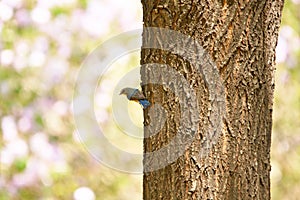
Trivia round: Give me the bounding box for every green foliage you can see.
[12,158,27,172]
[0,0,142,199]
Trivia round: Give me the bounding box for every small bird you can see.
[119,87,150,109]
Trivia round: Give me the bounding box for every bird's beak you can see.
[119,91,123,95]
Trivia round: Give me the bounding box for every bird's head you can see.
[119,88,126,95]
[119,87,134,95]
[119,87,137,100]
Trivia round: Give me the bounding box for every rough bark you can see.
[141,0,284,200]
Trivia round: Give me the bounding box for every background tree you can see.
[141,1,284,199]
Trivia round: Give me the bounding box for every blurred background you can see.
[0,0,299,199]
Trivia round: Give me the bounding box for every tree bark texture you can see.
[141,1,284,200]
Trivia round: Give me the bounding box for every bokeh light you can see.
[0,0,142,199]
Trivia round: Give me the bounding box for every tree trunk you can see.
[141,1,284,200]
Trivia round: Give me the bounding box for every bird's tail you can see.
[138,99,150,109]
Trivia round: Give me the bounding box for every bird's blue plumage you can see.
[138,99,150,109]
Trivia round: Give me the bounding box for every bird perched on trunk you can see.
[119,87,150,109]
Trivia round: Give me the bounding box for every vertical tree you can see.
[141,1,284,199]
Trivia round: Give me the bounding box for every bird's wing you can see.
[129,89,146,100]
[139,99,150,108]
